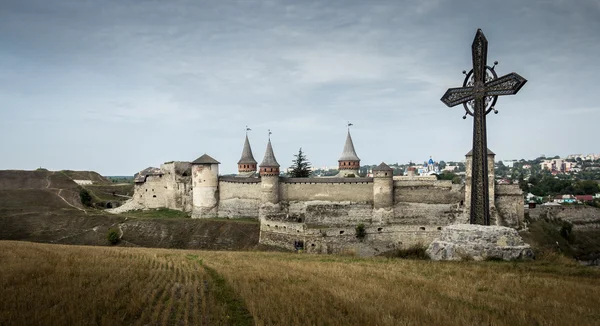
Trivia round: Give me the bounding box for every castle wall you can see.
[495,184,524,228]
[274,178,374,226]
[280,178,372,202]
[134,175,168,209]
[393,179,463,204]
[259,221,442,256]
[160,162,192,212]
[392,179,465,225]
[217,178,261,218]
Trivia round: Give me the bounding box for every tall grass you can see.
[1,241,599,325]
[0,241,248,325]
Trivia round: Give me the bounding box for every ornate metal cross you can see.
[441,29,527,225]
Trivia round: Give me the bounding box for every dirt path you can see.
[44,172,54,189]
[56,189,87,215]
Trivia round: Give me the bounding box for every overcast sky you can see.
[1,0,598,175]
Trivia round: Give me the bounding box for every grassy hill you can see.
[1,241,599,325]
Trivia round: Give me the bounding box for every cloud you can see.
[0,0,599,175]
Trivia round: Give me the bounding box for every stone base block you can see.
[426,224,534,261]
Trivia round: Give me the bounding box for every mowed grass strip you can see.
[0,241,251,326]
[2,241,600,326]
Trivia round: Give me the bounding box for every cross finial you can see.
[245,125,251,135]
[268,129,272,140]
[347,121,353,131]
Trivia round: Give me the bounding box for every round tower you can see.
[259,139,280,204]
[237,134,257,174]
[338,130,360,177]
[373,162,394,209]
[191,154,220,218]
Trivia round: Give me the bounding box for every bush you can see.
[79,189,93,207]
[560,221,574,242]
[107,229,120,245]
[388,243,429,260]
[355,224,366,240]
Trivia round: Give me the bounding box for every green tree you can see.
[438,160,447,170]
[79,188,93,207]
[288,147,312,178]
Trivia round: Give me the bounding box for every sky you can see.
[1,0,599,175]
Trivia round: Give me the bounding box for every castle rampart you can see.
[126,133,524,255]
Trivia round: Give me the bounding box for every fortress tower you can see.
[338,131,360,177]
[372,162,394,209]
[191,154,220,218]
[237,134,257,175]
[259,139,280,204]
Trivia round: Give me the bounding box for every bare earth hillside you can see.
[0,170,259,250]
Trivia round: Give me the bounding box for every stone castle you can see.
[126,131,524,255]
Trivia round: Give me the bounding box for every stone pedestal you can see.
[426,224,533,261]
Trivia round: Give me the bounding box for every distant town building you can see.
[566,153,600,161]
[418,156,440,175]
[502,160,517,168]
[540,159,575,173]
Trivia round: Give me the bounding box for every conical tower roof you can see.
[259,140,280,167]
[192,154,220,164]
[373,162,393,171]
[338,131,360,161]
[237,134,257,164]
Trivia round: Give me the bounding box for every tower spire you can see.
[259,135,280,176]
[237,128,257,174]
[338,129,360,176]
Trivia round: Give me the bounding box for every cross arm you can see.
[440,86,475,107]
[485,72,527,96]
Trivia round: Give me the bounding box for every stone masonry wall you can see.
[134,175,171,209]
[495,184,524,228]
[161,162,192,212]
[275,179,374,226]
[393,179,463,204]
[218,179,261,218]
[260,222,442,256]
[281,180,373,203]
[392,179,466,225]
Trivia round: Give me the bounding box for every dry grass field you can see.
[1,241,600,326]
